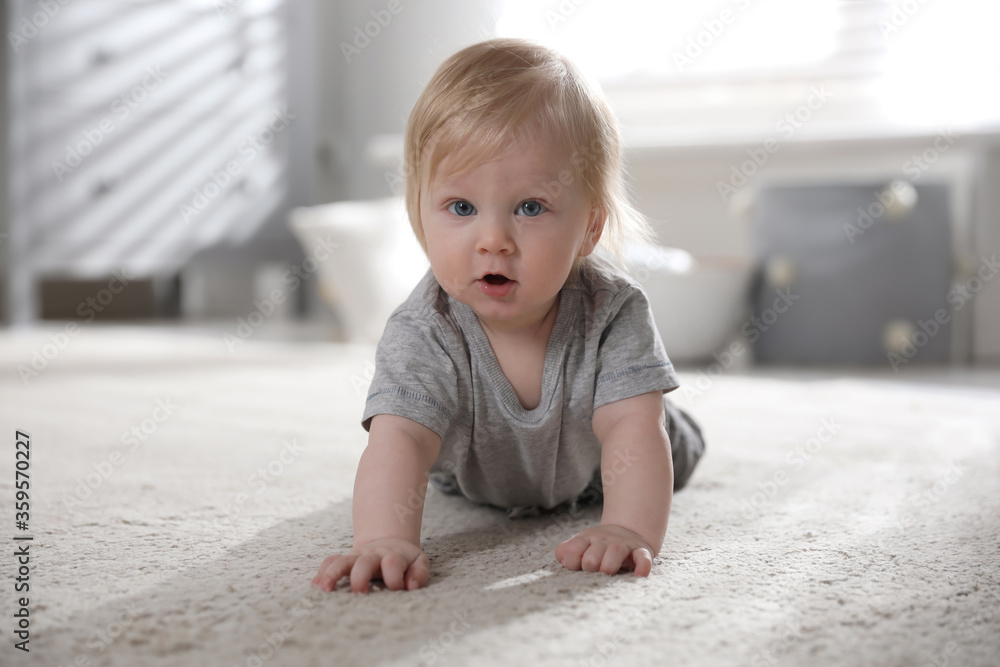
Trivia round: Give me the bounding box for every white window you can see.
[495,0,1000,139]
[11,0,291,277]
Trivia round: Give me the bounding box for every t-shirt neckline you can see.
[449,289,579,422]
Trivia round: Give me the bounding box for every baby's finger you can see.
[599,542,631,575]
[311,557,331,587]
[405,552,430,591]
[350,552,383,594]
[313,554,354,591]
[630,547,653,578]
[556,536,590,571]
[312,554,339,586]
[580,542,607,573]
[380,552,408,591]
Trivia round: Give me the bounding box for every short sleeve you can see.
[361,310,460,438]
[593,285,680,409]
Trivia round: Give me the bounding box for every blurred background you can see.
[2,0,998,368]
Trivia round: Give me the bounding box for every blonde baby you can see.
[313,38,705,593]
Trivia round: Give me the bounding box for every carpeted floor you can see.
[1,324,998,666]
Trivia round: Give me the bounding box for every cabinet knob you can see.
[91,47,115,66]
[93,177,117,198]
[879,180,918,220]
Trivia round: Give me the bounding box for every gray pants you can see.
[432,397,707,519]
[572,396,706,510]
[664,397,706,492]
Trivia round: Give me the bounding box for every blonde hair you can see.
[403,38,653,270]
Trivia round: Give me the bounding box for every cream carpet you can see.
[1,324,998,666]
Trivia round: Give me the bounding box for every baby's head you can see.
[404,38,651,276]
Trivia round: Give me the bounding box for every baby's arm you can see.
[312,414,441,593]
[556,391,672,577]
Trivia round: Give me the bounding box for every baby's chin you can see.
[473,294,566,334]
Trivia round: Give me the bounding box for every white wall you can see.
[312,0,498,204]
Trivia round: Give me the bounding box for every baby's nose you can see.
[476,214,515,254]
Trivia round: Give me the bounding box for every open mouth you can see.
[477,273,515,297]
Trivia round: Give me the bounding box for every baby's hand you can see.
[555,524,656,577]
[311,537,430,593]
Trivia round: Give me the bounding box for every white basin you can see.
[625,244,755,363]
[287,197,428,343]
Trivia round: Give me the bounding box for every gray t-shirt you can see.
[361,256,680,511]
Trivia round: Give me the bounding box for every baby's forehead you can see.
[427,134,576,187]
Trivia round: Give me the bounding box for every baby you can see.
[312,38,705,594]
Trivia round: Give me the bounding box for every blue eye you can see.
[448,201,476,216]
[518,200,545,217]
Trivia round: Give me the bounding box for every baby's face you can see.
[420,133,601,334]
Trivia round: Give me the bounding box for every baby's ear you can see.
[579,203,607,257]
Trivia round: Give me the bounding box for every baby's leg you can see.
[663,396,706,491]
